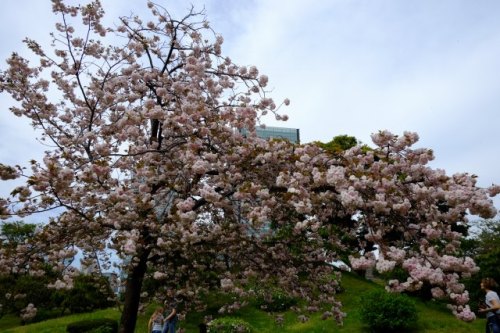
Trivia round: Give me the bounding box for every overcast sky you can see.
[1,0,500,218]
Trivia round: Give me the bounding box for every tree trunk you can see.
[118,249,150,333]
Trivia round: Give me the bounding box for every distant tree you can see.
[0,220,36,245]
[59,275,115,314]
[0,221,52,321]
[315,134,359,154]
[0,221,113,321]
[461,219,500,311]
[471,220,500,280]
[1,1,499,332]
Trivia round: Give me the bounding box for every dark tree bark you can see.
[119,248,150,333]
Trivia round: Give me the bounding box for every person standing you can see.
[162,297,178,333]
[479,277,500,333]
[148,307,164,333]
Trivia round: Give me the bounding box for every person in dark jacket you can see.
[162,297,178,333]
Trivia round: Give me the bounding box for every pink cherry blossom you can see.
[0,1,496,331]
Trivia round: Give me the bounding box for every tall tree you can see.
[1,1,499,332]
[0,1,319,331]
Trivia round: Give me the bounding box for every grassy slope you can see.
[0,273,486,333]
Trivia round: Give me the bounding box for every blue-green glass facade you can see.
[242,126,300,143]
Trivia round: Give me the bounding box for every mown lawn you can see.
[0,273,487,332]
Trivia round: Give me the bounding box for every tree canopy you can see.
[0,220,36,245]
[1,1,499,332]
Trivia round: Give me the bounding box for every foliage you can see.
[0,221,114,322]
[0,277,490,332]
[470,219,500,281]
[0,274,51,318]
[359,289,417,332]
[461,219,500,312]
[31,308,62,323]
[66,318,117,333]
[0,274,491,332]
[207,317,252,333]
[58,275,115,314]
[315,135,358,154]
[0,271,115,322]
[0,0,499,332]
[0,221,36,245]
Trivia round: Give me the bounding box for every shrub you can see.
[207,317,252,333]
[255,288,297,312]
[32,308,61,323]
[62,275,115,314]
[9,275,53,313]
[66,318,118,333]
[359,289,417,332]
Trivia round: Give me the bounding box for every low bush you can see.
[359,289,417,332]
[32,308,62,323]
[66,318,118,333]
[255,288,297,312]
[207,317,252,333]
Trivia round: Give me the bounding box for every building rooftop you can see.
[242,126,300,144]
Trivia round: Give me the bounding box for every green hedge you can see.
[359,289,417,332]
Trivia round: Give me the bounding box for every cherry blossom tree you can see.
[1,1,499,332]
[0,1,332,332]
[310,131,499,321]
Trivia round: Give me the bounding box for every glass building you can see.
[242,126,300,144]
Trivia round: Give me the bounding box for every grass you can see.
[0,308,120,333]
[0,273,487,332]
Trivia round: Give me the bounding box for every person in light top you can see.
[479,278,500,333]
[148,307,164,333]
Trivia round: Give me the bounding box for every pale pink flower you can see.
[20,303,37,321]
[375,259,396,273]
[349,256,375,271]
[123,239,136,255]
[220,278,234,290]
